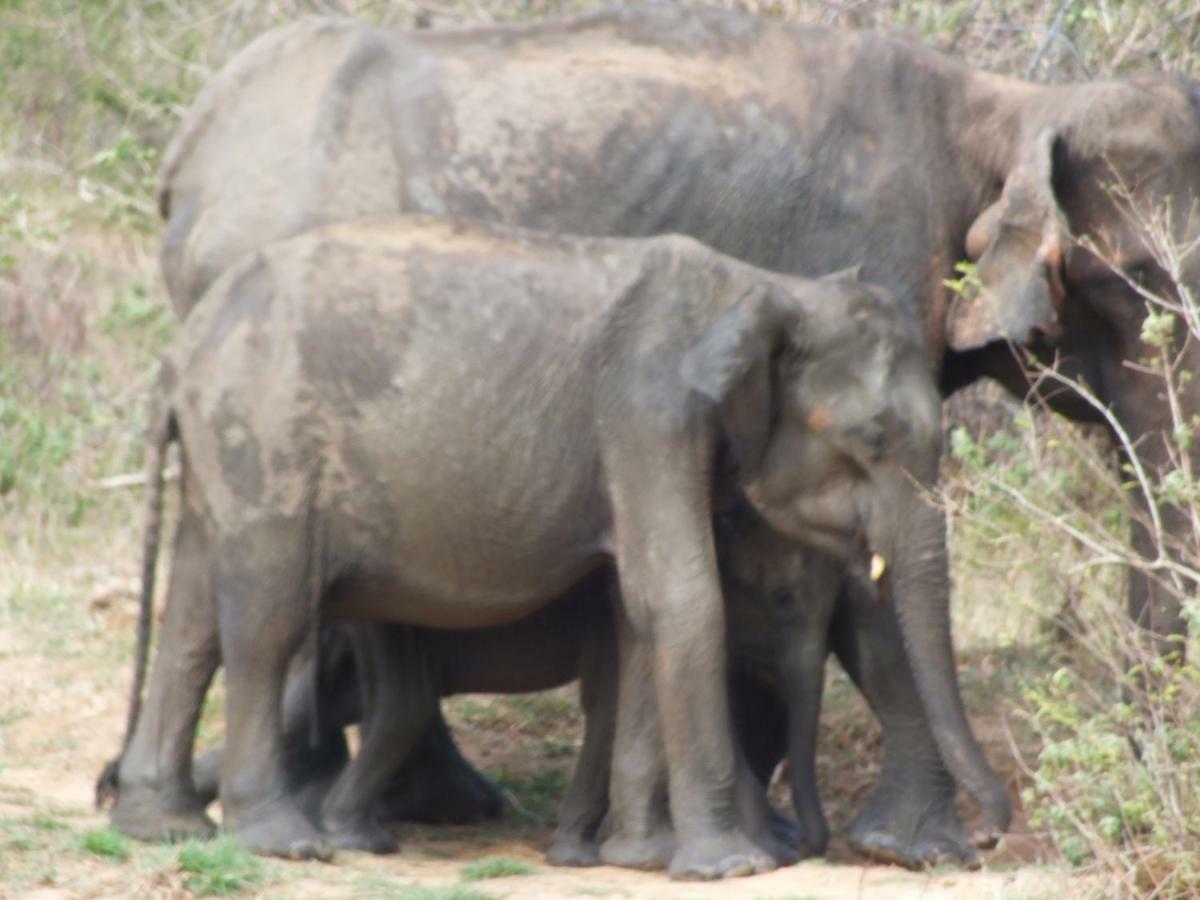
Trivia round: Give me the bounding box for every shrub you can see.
[944,188,1200,897]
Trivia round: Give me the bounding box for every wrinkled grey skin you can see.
[104,217,979,878]
[188,522,840,864]
[155,5,1200,864]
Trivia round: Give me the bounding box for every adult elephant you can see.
[109,218,974,876]
[154,5,1200,865]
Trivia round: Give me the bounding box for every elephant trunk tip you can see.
[977,777,1013,840]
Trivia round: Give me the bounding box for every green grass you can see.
[459,855,539,882]
[177,836,269,896]
[450,690,583,736]
[487,768,567,824]
[0,818,42,853]
[79,826,130,861]
[28,814,68,832]
[357,879,495,900]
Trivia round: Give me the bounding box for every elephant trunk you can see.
[870,470,1012,846]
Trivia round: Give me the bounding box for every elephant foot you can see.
[766,805,803,848]
[668,831,779,881]
[736,769,803,864]
[191,748,221,806]
[779,801,829,858]
[545,833,602,867]
[110,782,217,844]
[194,733,351,820]
[846,781,979,870]
[231,800,332,861]
[323,817,399,855]
[753,808,802,865]
[739,816,796,873]
[599,828,674,870]
[375,759,503,825]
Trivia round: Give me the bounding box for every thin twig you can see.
[1027,0,1076,80]
[947,0,985,53]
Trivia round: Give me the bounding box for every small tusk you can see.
[870,553,887,582]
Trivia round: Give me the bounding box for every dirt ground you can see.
[0,555,1083,900]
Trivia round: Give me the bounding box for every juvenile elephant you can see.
[104,217,994,878]
[155,6,1200,863]
[187,513,843,864]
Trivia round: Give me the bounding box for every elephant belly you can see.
[430,579,609,693]
[326,555,602,631]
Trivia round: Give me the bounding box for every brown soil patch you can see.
[0,584,1079,899]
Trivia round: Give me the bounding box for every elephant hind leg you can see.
[215,521,329,861]
[191,624,356,817]
[110,501,220,844]
[320,622,437,854]
[373,711,504,826]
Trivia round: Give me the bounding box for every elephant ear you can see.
[681,287,792,473]
[946,129,1069,351]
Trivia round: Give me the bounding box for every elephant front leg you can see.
[110,504,220,843]
[607,481,780,881]
[830,582,980,869]
[215,527,329,861]
[597,608,673,871]
[548,601,619,867]
[779,632,831,857]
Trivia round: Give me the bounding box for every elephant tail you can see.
[96,381,176,809]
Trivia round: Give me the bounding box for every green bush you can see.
[1020,661,1200,895]
[945,308,1200,896]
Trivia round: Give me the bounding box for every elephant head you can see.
[947,75,1200,377]
[684,275,1012,840]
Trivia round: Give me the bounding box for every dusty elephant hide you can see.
[105,217,980,879]
[159,6,1200,660]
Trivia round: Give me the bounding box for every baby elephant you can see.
[189,523,842,863]
[104,216,1003,878]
